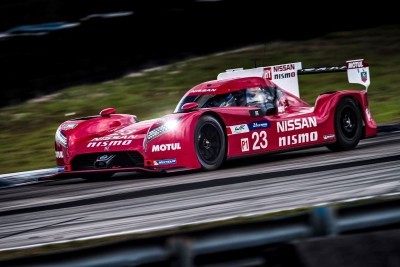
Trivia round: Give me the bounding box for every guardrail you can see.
[2,196,400,267]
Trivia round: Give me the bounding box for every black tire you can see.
[327,97,362,151]
[195,115,226,170]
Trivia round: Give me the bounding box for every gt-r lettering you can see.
[55,151,63,158]
[87,140,132,148]
[91,135,138,141]
[274,72,296,79]
[152,143,181,152]
[273,64,295,72]
[279,131,318,147]
[277,117,317,133]
[241,138,249,152]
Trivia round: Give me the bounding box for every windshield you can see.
[174,90,246,113]
[174,86,278,113]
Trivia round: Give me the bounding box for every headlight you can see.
[146,119,179,142]
[61,123,77,131]
[55,127,68,148]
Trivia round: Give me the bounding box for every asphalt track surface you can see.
[0,131,400,251]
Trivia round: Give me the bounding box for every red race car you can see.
[53,59,376,179]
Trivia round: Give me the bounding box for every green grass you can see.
[1,24,399,174]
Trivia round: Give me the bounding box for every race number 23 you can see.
[252,131,268,150]
[241,131,268,152]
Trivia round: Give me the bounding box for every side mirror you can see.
[181,102,199,112]
[100,107,116,117]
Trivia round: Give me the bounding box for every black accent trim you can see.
[71,151,144,171]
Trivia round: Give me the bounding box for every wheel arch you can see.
[337,94,366,140]
[199,111,228,159]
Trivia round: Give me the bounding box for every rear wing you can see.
[217,59,370,97]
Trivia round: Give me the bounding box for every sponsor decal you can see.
[191,88,217,93]
[273,64,296,72]
[277,117,317,133]
[241,138,249,152]
[274,72,296,79]
[361,71,368,82]
[248,120,271,130]
[61,123,78,131]
[87,140,132,148]
[91,135,138,141]
[279,131,318,147]
[91,129,138,141]
[152,143,181,152]
[91,129,138,142]
[269,64,296,80]
[323,134,335,140]
[55,151,63,158]
[263,67,272,80]
[154,158,177,165]
[347,60,367,69]
[229,124,250,134]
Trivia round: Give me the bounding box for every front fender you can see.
[144,112,204,170]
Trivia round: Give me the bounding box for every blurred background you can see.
[0,0,397,106]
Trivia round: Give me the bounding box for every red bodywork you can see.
[53,76,377,178]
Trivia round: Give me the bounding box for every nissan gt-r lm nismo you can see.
[53,59,377,179]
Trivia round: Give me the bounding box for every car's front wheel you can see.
[195,115,226,170]
[327,97,362,151]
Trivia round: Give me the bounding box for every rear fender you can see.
[314,90,377,138]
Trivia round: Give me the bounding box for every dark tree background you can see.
[0,0,396,106]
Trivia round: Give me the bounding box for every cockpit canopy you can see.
[174,86,277,113]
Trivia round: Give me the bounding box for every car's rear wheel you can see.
[195,115,226,170]
[327,97,362,151]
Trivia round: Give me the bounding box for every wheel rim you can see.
[340,107,357,138]
[197,123,221,164]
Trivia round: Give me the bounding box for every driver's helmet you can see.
[246,86,265,105]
